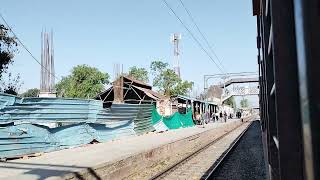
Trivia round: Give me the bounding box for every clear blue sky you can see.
[1,0,257,93]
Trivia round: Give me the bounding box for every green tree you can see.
[223,96,236,109]
[150,60,193,96]
[55,64,109,98]
[0,24,18,79]
[150,61,168,73]
[21,88,40,97]
[128,66,148,82]
[171,79,194,96]
[240,98,250,108]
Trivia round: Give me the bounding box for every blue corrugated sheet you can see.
[0,93,22,110]
[0,93,154,158]
[0,95,102,123]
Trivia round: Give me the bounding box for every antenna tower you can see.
[171,33,181,78]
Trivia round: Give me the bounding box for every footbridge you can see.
[219,77,259,88]
[220,77,259,102]
[221,86,259,102]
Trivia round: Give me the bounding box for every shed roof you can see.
[95,75,164,103]
[123,76,151,89]
[132,85,165,100]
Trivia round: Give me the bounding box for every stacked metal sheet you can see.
[0,93,154,158]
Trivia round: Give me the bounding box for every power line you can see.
[161,0,225,73]
[178,0,227,72]
[0,13,60,81]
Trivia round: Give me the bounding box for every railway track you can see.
[150,120,253,180]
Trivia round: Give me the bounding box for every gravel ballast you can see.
[210,120,267,180]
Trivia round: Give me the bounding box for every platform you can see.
[0,119,243,180]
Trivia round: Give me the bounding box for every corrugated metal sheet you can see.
[0,93,154,158]
[0,121,137,158]
[0,97,154,124]
[0,123,58,158]
[133,104,155,135]
[0,96,102,123]
[153,119,169,132]
[0,93,21,110]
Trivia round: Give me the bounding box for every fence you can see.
[0,93,154,158]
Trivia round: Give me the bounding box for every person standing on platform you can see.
[212,113,216,122]
[201,113,205,128]
[224,111,227,122]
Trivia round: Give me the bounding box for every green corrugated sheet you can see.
[151,106,195,129]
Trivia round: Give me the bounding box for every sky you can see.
[0,0,258,94]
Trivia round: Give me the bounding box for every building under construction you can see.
[39,30,56,97]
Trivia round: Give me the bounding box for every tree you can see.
[128,66,148,82]
[171,79,194,96]
[21,88,40,97]
[150,61,168,73]
[55,64,109,98]
[150,60,193,96]
[0,24,18,79]
[223,96,236,109]
[240,98,250,108]
[0,73,22,95]
[205,85,223,99]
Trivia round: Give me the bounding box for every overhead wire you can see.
[161,0,225,74]
[0,12,60,81]
[178,0,227,72]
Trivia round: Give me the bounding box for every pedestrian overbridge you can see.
[221,87,259,102]
[219,77,259,88]
[220,77,259,102]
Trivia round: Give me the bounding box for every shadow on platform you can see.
[0,161,102,180]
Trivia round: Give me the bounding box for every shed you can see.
[96,76,164,108]
[170,95,219,122]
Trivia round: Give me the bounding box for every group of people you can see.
[236,111,242,118]
[209,110,243,123]
[196,110,244,125]
[210,111,228,123]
